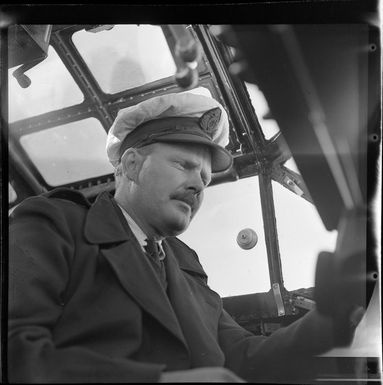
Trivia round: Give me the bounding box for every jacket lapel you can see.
[83,192,187,347]
[163,240,225,366]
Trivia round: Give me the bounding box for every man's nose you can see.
[187,170,205,194]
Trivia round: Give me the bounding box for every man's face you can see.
[129,142,212,238]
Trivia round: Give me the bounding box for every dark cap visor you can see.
[120,117,233,173]
[152,133,233,173]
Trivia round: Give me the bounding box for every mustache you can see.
[171,191,200,211]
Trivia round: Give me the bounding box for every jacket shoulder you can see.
[10,188,91,223]
[44,188,91,207]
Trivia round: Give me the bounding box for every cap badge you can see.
[199,107,221,137]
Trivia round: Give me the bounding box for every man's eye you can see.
[174,161,185,169]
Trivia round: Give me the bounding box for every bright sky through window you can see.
[8,46,83,123]
[72,25,177,94]
[20,118,114,186]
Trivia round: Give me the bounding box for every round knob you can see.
[237,228,258,250]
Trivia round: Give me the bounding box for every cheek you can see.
[140,165,165,191]
[146,167,179,194]
[140,175,172,208]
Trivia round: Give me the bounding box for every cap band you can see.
[119,116,212,159]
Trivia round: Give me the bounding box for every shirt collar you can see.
[117,203,164,253]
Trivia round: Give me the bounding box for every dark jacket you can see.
[8,189,335,383]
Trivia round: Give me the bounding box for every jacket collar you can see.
[84,191,206,277]
[164,237,207,278]
[84,191,132,244]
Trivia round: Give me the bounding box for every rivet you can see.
[370,133,379,142]
[369,44,377,52]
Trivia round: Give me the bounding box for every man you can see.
[8,92,357,383]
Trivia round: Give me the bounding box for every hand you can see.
[159,367,246,382]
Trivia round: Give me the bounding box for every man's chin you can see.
[163,217,190,237]
[168,223,189,237]
[157,206,193,236]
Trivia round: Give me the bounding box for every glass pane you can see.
[8,47,84,123]
[179,177,270,297]
[183,86,212,98]
[272,181,338,291]
[72,25,177,94]
[20,118,114,186]
[245,82,280,140]
[9,183,17,203]
[284,156,301,174]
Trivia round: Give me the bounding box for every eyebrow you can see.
[172,156,203,170]
[171,155,211,183]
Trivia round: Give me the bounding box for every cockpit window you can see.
[8,46,84,123]
[19,118,114,186]
[72,25,177,94]
[283,157,300,174]
[272,180,338,290]
[180,173,338,296]
[245,82,280,140]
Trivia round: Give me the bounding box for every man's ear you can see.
[120,148,145,182]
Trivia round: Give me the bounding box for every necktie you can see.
[144,238,167,290]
